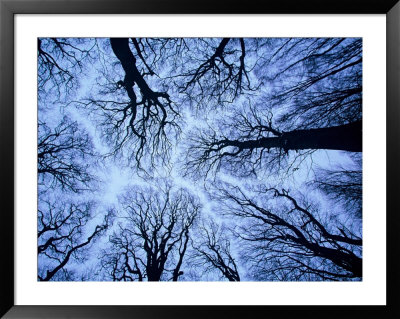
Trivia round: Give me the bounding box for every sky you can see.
[37,37,363,282]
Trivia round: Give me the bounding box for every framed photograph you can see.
[1,0,399,318]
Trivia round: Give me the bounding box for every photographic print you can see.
[37,37,362,282]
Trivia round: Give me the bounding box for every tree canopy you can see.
[38,37,362,281]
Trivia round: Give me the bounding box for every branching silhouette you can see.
[101,186,200,281]
[79,38,182,167]
[38,200,110,281]
[38,116,96,193]
[190,219,240,281]
[311,154,362,218]
[37,37,363,282]
[176,38,256,104]
[185,38,362,178]
[38,38,96,101]
[186,108,361,178]
[215,183,362,280]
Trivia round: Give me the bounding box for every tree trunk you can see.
[232,120,362,153]
[147,270,162,281]
[110,38,155,98]
[313,244,362,278]
[281,120,362,152]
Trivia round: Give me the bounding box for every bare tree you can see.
[214,182,362,281]
[74,38,262,168]
[36,37,364,282]
[190,219,240,281]
[185,38,362,177]
[101,185,200,281]
[185,105,361,178]
[312,154,362,218]
[38,200,110,281]
[77,38,184,168]
[38,116,96,193]
[173,38,258,106]
[262,38,362,129]
[38,37,97,101]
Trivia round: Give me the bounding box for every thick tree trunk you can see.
[110,38,158,99]
[146,259,163,281]
[147,269,162,281]
[231,120,362,153]
[312,244,362,278]
[280,120,362,152]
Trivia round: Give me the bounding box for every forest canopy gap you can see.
[37,37,362,282]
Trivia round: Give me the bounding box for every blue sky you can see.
[37,37,363,282]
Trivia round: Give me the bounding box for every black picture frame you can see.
[1,0,399,318]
